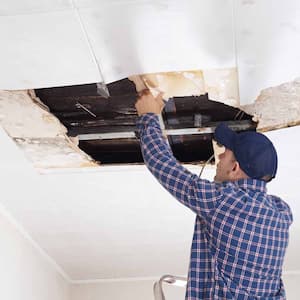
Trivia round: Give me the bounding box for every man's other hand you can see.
[135,90,165,116]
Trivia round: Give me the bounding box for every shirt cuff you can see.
[136,113,161,132]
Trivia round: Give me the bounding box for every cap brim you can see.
[214,123,237,151]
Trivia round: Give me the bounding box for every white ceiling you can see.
[0,0,300,282]
[235,0,300,103]
[1,124,300,281]
[0,0,300,104]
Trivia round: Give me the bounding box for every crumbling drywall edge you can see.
[241,78,300,132]
[0,89,97,170]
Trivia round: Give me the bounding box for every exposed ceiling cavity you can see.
[35,77,255,165]
[1,72,300,170]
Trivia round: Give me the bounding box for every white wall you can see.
[70,274,300,300]
[71,279,186,300]
[0,205,70,300]
[284,273,300,300]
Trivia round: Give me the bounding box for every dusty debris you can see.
[0,90,97,170]
[242,78,300,132]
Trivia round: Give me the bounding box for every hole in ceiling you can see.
[35,79,256,165]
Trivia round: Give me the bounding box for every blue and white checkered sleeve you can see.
[137,113,220,217]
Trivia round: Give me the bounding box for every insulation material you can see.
[0,90,97,170]
[129,68,239,107]
[242,78,300,132]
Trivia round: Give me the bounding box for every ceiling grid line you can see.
[70,0,106,85]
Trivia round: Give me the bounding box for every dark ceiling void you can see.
[35,79,256,165]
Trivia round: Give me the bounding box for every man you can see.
[135,90,293,299]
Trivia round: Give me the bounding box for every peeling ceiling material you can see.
[0,90,97,170]
[129,68,239,107]
[242,78,300,132]
[15,137,96,170]
[131,71,300,133]
[0,90,66,138]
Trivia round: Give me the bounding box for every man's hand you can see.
[135,89,165,116]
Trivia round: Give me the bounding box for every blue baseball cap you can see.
[214,123,278,181]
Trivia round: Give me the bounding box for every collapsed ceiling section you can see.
[35,77,255,165]
[1,70,300,170]
[0,1,299,171]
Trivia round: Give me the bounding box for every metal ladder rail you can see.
[153,275,187,300]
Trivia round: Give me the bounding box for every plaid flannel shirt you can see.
[137,113,293,300]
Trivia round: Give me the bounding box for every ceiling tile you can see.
[236,0,300,104]
[0,11,101,89]
[0,0,72,16]
[77,0,236,83]
[73,0,120,8]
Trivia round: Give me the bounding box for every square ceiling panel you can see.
[0,0,72,15]
[236,0,300,104]
[0,11,101,89]
[77,0,236,83]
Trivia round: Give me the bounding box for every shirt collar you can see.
[218,178,267,193]
[234,178,267,193]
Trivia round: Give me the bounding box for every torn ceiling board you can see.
[0,90,97,169]
[131,71,300,132]
[130,68,239,107]
[242,78,300,132]
[15,137,96,170]
[3,75,299,170]
[0,90,66,138]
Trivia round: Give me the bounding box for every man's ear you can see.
[232,161,239,172]
[233,161,249,180]
[229,161,241,180]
